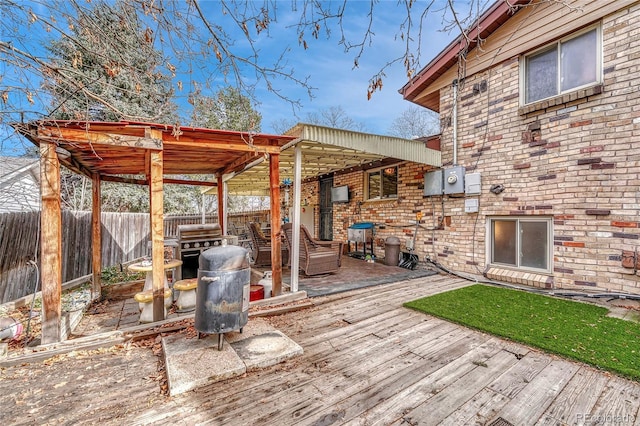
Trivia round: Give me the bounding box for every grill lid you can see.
[199,244,249,271]
[349,222,375,229]
[177,223,222,241]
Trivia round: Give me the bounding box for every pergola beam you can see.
[164,138,280,154]
[100,174,217,187]
[37,127,162,150]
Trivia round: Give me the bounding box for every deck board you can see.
[535,368,609,426]
[403,349,520,425]
[491,359,581,426]
[2,274,640,425]
[589,376,640,426]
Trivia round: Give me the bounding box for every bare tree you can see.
[190,87,262,132]
[304,105,368,132]
[270,118,298,135]
[389,106,440,139]
[1,0,491,150]
[271,105,368,133]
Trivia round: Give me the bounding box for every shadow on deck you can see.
[72,256,437,338]
[283,255,437,297]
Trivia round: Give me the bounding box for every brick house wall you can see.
[430,4,640,293]
[293,3,640,295]
[298,161,436,262]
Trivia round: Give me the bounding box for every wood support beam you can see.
[100,174,217,187]
[165,138,280,154]
[37,128,162,150]
[269,154,282,296]
[148,138,165,322]
[39,142,62,344]
[91,173,102,301]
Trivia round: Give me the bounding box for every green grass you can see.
[404,284,640,381]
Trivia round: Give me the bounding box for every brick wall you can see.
[299,162,436,261]
[286,3,639,294]
[429,4,640,293]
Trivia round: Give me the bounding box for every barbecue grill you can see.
[195,242,250,350]
[175,224,238,280]
[347,222,375,259]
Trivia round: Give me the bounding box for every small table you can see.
[347,239,374,259]
[128,258,183,292]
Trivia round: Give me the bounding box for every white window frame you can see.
[364,164,399,201]
[486,216,553,274]
[520,24,602,106]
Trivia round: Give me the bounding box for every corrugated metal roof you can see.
[298,124,441,165]
[223,123,441,195]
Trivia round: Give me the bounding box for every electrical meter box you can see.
[423,170,443,196]
[443,166,465,195]
[465,173,481,195]
[465,198,479,213]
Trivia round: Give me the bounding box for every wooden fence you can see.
[0,210,270,304]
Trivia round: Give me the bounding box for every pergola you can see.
[16,120,296,344]
[15,120,441,344]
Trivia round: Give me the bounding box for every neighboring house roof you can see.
[0,156,38,178]
[0,156,41,212]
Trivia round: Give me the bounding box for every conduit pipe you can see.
[452,79,459,165]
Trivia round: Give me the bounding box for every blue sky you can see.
[1,1,481,154]
[197,0,465,135]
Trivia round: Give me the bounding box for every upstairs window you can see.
[523,26,601,104]
[366,165,398,200]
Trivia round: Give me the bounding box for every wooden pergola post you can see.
[148,133,165,322]
[39,142,62,344]
[91,173,102,301]
[217,175,224,233]
[269,153,282,296]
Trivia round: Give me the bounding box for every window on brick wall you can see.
[488,217,552,273]
[365,165,398,200]
[522,25,601,105]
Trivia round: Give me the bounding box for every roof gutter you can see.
[399,0,530,102]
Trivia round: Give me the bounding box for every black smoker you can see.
[194,242,251,350]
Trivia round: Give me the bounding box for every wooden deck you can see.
[2,274,640,425]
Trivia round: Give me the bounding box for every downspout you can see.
[452,79,459,165]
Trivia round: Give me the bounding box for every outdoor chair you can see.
[283,223,343,276]
[248,222,288,267]
[230,223,253,257]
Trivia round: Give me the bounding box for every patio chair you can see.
[283,223,343,276]
[248,222,288,267]
[230,223,253,256]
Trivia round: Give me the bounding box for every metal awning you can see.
[220,123,442,195]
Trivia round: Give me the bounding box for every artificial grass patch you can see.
[404,284,640,381]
